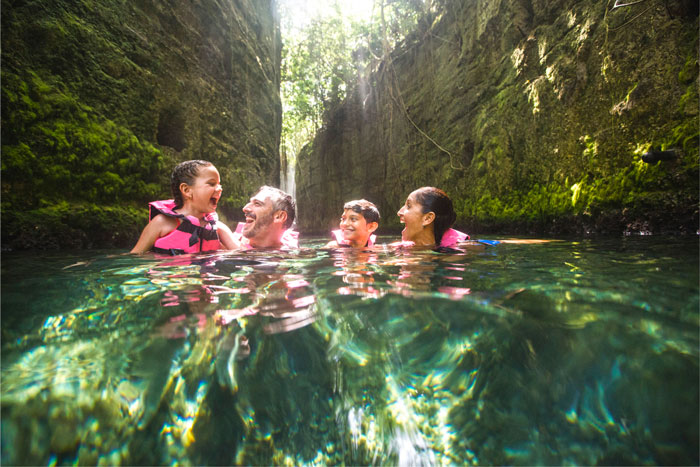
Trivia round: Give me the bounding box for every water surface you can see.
[2,237,698,465]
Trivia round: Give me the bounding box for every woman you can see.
[396,187,469,247]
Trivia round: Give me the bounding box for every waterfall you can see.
[281,153,296,200]
[281,153,297,230]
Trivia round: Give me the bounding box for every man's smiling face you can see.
[242,189,276,240]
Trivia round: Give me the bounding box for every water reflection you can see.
[1,238,698,465]
[332,248,383,299]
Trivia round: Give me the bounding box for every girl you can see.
[131,160,238,254]
[396,187,469,247]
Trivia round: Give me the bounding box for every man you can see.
[235,186,298,248]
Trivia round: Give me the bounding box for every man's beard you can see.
[243,211,273,239]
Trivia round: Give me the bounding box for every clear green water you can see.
[2,237,698,465]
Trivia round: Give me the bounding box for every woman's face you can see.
[397,191,429,241]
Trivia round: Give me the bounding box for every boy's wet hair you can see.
[171,160,213,208]
[344,199,380,224]
[413,187,455,245]
[256,186,296,229]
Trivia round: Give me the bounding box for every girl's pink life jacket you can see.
[149,200,220,255]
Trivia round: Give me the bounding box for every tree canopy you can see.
[278,0,436,163]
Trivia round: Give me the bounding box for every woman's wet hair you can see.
[413,187,456,245]
[171,160,214,208]
[344,199,380,224]
[257,186,296,229]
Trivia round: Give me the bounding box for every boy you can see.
[326,199,380,248]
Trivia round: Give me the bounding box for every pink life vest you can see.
[439,228,470,247]
[390,228,469,248]
[331,229,376,247]
[149,200,220,255]
[233,222,299,248]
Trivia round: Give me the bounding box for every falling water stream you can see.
[281,153,296,202]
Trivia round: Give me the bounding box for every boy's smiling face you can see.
[340,208,377,247]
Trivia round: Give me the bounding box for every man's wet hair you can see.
[343,199,380,224]
[256,186,296,229]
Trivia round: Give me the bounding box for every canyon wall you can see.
[2,0,281,248]
[296,0,698,236]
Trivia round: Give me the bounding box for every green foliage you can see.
[280,0,430,161]
[1,69,165,211]
[281,11,354,159]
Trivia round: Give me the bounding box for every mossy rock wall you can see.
[2,0,281,249]
[296,0,698,235]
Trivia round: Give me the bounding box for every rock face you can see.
[1,0,281,249]
[296,0,699,235]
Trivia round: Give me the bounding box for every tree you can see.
[279,0,429,165]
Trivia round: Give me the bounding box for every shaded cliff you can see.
[296,0,698,236]
[1,0,281,249]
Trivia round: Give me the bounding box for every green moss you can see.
[1,69,167,249]
[678,54,699,85]
[1,202,147,250]
[1,69,166,211]
[297,0,698,235]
